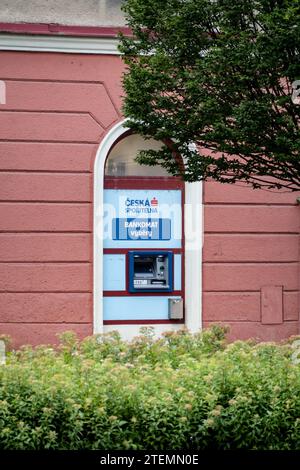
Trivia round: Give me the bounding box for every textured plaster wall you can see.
[0,0,125,26]
[202,182,300,341]
[0,50,124,347]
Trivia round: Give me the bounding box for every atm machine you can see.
[129,252,173,292]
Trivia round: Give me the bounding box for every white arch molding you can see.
[93,120,203,340]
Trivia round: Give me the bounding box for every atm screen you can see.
[134,260,154,274]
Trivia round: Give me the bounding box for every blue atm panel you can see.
[103,255,126,291]
[103,296,182,321]
[102,187,183,322]
[174,254,182,291]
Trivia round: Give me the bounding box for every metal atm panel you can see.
[129,251,173,293]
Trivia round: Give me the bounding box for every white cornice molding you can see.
[0,33,120,54]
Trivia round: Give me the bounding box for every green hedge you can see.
[0,325,299,450]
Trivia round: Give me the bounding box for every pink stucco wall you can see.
[0,50,299,346]
[0,51,123,346]
[203,182,300,341]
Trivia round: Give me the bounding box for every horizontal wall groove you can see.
[0,201,91,205]
[0,109,93,116]
[204,233,299,237]
[0,231,91,234]
[203,289,299,293]
[0,109,107,129]
[0,321,91,325]
[204,231,300,235]
[0,233,91,237]
[204,319,299,323]
[0,200,91,203]
[0,262,91,266]
[0,140,95,145]
[204,262,299,266]
[0,231,92,234]
[204,202,297,207]
[2,78,106,85]
[0,170,92,174]
[0,261,91,264]
[0,139,100,144]
[0,290,92,294]
[203,261,299,265]
[275,319,298,323]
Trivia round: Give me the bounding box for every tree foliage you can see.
[120,0,300,190]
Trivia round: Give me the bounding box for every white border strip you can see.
[184,182,203,333]
[0,33,120,54]
[93,122,130,334]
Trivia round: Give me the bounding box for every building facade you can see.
[0,1,299,346]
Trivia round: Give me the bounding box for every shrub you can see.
[0,325,299,450]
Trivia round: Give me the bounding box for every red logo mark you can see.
[151,197,158,206]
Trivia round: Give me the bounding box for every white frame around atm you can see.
[94,120,203,340]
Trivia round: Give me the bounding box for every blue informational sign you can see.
[112,218,171,240]
[103,189,182,249]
